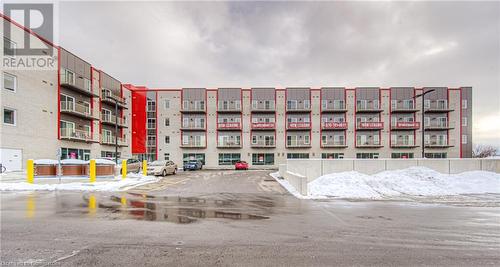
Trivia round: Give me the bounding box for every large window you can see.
[322,153,344,159]
[164,117,170,126]
[165,136,170,144]
[252,153,274,165]
[287,153,309,159]
[3,108,16,125]
[356,153,379,159]
[101,151,120,159]
[218,153,241,165]
[62,148,91,160]
[3,37,16,56]
[3,72,16,92]
[425,153,447,159]
[391,153,414,159]
[183,153,205,165]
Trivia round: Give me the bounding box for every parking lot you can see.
[1,170,500,266]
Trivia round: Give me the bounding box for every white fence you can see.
[278,159,500,195]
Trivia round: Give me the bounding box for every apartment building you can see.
[125,86,472,169]
[1,15,132,170]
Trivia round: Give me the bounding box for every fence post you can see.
[26,159,34,184]
[89,159,96,183]
[121,159,127,180]
[142,160,147,176]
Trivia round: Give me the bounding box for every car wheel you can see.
[162,170,167,177]
[173,169,177,175]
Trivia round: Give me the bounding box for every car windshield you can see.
[188,160,198,164]
[150,161,166,166]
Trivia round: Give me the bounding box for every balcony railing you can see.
[60,71,95,96]
[101,134,127,146]
[251,101,275,112]
[391,139,416,147]
[321,100,346,112]
[181,122,205,130]
[101,113,127,126]
[391,121,420,129]
[60,128,92,142]
[425,100,453,112]
[286,100,311,112]
[356,101,381,112]
[322,140,346,147]
[251,122,275,130]
[287,122,311,130]
[424,121,454,129]
[217,141,241,148]
[391,100,417,112]
[321,122,347,130]
[182,101,205,112]
[251,139,275,147]
[218,101,241,112]
[217,122,241,130]
[180,142,206,148]
[356,139,382,147]
[287,140,311,148]
[356,121,384,129]
[60,101,93,118]
[102,89,126,104]
[425,140,454,147]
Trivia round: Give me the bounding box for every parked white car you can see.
[147,160,177,176]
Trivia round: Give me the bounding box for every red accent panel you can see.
[131,90,147,154]
[57,47,61,139]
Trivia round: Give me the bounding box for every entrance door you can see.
[0,148,22,171]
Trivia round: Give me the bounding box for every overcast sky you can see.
[57,1,500,146]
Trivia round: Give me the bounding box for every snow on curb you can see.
[272,167,500,200]
[0,174,159,192]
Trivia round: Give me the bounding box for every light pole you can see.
[114,97,119,164]
[414,89,435,158]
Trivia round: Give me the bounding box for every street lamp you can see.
[114,97,119,164]
[414,89,435,158]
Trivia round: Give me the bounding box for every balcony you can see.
[286,101,311,113]
[321,122,347,130]
[181,122,206,131]
[424,101,454,113]
[286,141,311,148]
[391,101,418,113]
[322,140,347,148]
[321,100,347,113]
[391,140,417,148]
[101,114,127,128]
[60,101,94,120]
[356,139,383,148]
[217,141,242,148]
[425,140,454,148]
[391,121,420,130]
[287,122,311,130]
[60,128,93,142]
[251,122,276,130]
[181,101,206,113]
[60,72,97,97]
[424,121,455,130]
[251,101,275,113]
[217,122,241,130]
[356,101,383,113]
[218,101,241,113]
[101,89,127,107]
[356,121,384,130]
[101,134,127,146]
[250,139,276,148]
[180,142,206,148]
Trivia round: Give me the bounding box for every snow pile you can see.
[34,159,58,165]
[61,159,86,165]
[0,175,159,192]
[307,167,500,199]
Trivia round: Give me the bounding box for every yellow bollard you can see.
[88,194,96,217]
[26,193,35,218]
[26,159,34,184]
[142,160,147,176]
[89,159,96,183]
[121,159,127,180]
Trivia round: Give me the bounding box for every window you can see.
[391,153,414,159]
[462,117,467,127]
[183,153,205,164]
[164,153,170,160]
[3,72,16,92]
[287,153,309,159]
[147,135,156,146]
[60,94,75,111]
[218,153,241,165]
[425,153,447,159]
[83,78,91,91]
[356,153,379,159]
[462,135,468,144]
[252,153,274,165]
[101,151,120,159]
[164,99,170,109]
[322,153,344,159]
[62,148,91,160]
[4,37,16,56]
[462,100,467,109]
[424,100,430,109]
[147,100,156,112]
[147,118,156,129]
[165,118,170,126]
[61,68,75,85]
[3,108,16,125]
[165,136,170,144]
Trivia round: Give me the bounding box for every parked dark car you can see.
[183,160,203,171]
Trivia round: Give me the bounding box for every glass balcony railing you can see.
[321,100,346,111]
[356,100,381,112]
[424,121,454,129]
[322,139,346,147]
[251,101,275,112]
[101,113,126,126]
[182,101,205,112]
[287,100,311,111]
[101,89,126,104]
[217,140,242,148]
[250,139,275,147]
[182,122,205,130]
[60,101,92,118]
[356,138,382,147]
[286,140,311,147]
[218,101,241,112]
[60,128,92,141]
[101,134,127,146]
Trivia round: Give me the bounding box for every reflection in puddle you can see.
[80,193,276,224]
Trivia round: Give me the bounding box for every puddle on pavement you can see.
[78,192,276,224]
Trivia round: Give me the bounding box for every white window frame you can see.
[164,99,170,109]
[304,135,310,145]
[3,72,17,92]
[165,117,170,126]
[462,99,467,109]
[3,107,17,126]
[4,37,16,56]
[462,117,467,127]
[165,136,170,144]
[462,135,467,144]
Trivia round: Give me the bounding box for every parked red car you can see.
[235,161,249,170]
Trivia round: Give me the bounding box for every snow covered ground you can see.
[0,173,160,192]
[272,167,500,200]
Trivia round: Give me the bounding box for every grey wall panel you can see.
[251,88,275,100]
[356,87,380,100]
[218,88,241,100]
[183,88,205,100]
